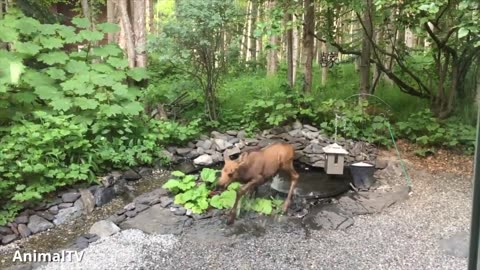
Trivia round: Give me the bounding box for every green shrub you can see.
[0,10,202,225]
[397,109,475,153]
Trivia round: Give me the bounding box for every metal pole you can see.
[468,64,480,270]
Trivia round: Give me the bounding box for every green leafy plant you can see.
[209,182,241,209]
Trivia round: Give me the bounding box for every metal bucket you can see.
[349,162,375,190]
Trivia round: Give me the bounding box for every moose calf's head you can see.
[218,152,242,187]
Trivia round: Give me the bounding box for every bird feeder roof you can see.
[323,143,349,155]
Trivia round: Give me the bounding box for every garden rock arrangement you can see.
[0,168,148,247]
[167,121,379,169]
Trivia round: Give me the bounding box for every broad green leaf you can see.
[50,96,73,111]
[0,25,18,42]
[38,51,69,65]
[200,168,218,183]
[171,171,186,177]
[97,22,120,33]
[72,17,90,29]
[14,42,41,56]
[95,92,108,101]
[65,60,89,74]
[107,57,129,69]
[15,184,26,191]
[79,30,104,42]
[101,104,123,117]
[45,67,66,80]
[34,85,61,100]
[9,62,24,84]
[15,92,36,103]
[458,27,469,39]
[16,17,41,34]
[112,83,129,97]
[39,36,64,49]
[127,67,149,81]
[74,97,99,110]
[123,102,144,116]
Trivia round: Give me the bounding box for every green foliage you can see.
[0,10,200,225]
[396,109,475,152]
[209,182,241,209]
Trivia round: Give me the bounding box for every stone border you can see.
[0,121,383,247]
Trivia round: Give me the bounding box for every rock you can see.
[375,159,388,169]
[8,223,19,235]
[33,202,48,211]
[351,142,366,156]
[135,204,149,214]
[58,203,73,209]
[211,131,228,140]
[117,208,127,215]
[124,203,136,211]
[79,189,95,214]
[89,220,120,238]
[36,211,54,221]
[134,188,168,205]
[27,215,54,234]
[123,169,142,181]
[160,196,173,208]
[192,212,213,220]
[2,234,18,245]
[0,226,13,235]
[196,147,205,155]
[17,224,31,238]
[101,175,115,188]
[288,129,303,138]
[94,187,116,207]
[88,185,100,195]
[14,215,29,224]
[186,149,201,159]
[308,155,325,163]
[213,139,233,151]
[303,124,318,132]
[188,142,195,148]
[226,130,238,136]
[224,146,241,157]
[160,150,176,163]
[228,137,240,144]
[292,120,303,130]
[53,205,83,225]
[312,161,325,168]
[244,138,259,146]
[61,192,81,203]
[258,139,282,148]
[172,159,197,174]
[237,130,247,139]
[113,178,128,195]
[440,231,469,258]
[184,218,194,227]
[120,205,188,235]
[176,148,193,156]
[195,140,205,148]
[125,210,137,218]
[211,152,223,163]
[304,207,353,230]
[74,199,84,211]
[172,207,187,216]
[108,214,126,224]
[202,140,213,150]
[304,131,320,140]
[194,154,213,166]
[49,206,59,215]
[139,167,153,176]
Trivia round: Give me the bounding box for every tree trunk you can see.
[302,0,315,92]
[359,0,373,100]
[133,0,147,67]
[118,0,136,68]
[292,12,300,85]
[107,0,116,43]
[80,0,91,25]
[242,1,250,62]
[285,8,293,87]
[146,0,154,33]
[321,41,328,87]
[249,0,258,63]
[266,0,278,76]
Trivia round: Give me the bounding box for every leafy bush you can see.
[397,109,475,153]
[0,10,201,224]
[162,168,284,215]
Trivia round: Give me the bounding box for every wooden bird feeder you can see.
[323,143,349,175]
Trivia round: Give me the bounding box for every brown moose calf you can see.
[218,143,299,225]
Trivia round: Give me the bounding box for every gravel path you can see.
[35,167,472,270]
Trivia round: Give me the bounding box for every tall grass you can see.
[218,63,431,123]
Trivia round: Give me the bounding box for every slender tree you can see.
[302,0,315,92]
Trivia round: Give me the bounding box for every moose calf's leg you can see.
[283,163,300,213]
[227,176,264,225]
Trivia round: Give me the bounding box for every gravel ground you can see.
[36,167,472,270]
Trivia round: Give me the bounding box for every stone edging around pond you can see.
[0,121,385,248]
[165,120,381,169]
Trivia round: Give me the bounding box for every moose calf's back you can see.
[238,143,295,179]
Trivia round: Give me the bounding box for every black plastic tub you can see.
[349,162,375,190]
